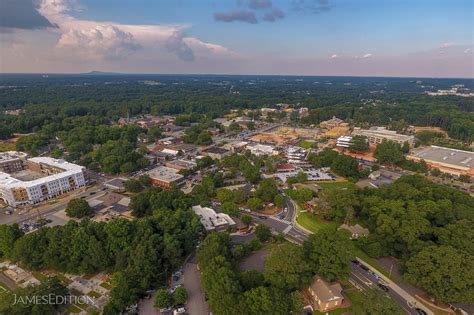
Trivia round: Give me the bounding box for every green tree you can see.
[65,198,93,218]
[241,214,253,226]
[174,287,188,305]
[221,201,239,216]
[349,135,369,153]
[246,197,263,211]
[304,228,354,281]
[243,286,290,315]
[256,179,278,202]
[403,245,474,303]
[239,270,264,291]
[374,141,405,165]
[0,224,23,258]
[264,243,313,291]
[274,194,285,208]
[124,179,143,193]
[255,224,272,242]
[154,289,172,309]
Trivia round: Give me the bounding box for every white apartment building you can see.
[0,156,86,207]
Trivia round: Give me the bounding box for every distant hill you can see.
[83,71,120,76]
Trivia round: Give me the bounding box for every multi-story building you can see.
[352,127,414,146]
[0,155,86,207]
[247,143,279,157]
[147,166,184,188]
[0,151,28,173]
[336,136,353,148]
[320,116,349,130]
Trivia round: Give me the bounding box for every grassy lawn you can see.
[317,182,355,190]
[296,212,338,234]
[67,304,84,313]
[87,291,102,298]
[312,286,366,314]
[100,282,112,290]
[298,140,316,149]
[0,282,13,310]
[32,271,49,284]
[0,142,16,152]
[55,273,73,285]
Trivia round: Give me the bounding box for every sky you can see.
[0,0,473,77]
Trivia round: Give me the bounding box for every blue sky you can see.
[1,0,473,76]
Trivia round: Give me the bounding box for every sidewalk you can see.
[356,258,434,315]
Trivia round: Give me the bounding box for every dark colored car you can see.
[415,308,427,315]
[258,216,267,219]
[377,283,389,292]
[359,264,369,271]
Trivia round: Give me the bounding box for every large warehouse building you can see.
[407,146,474,178]
[0,154,86,207]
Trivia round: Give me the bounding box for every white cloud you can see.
[37,0,235,61]
[464,48,471,54]
[440,42,454,48]
[330,54,339,59]
[362,53,372,59]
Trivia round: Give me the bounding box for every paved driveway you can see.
[183,254,209,315]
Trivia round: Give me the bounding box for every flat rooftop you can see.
[202,147,230,154]
[409,146,474,169]
[147,166,184,182]
[0,151,28,162]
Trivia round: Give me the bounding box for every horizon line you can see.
[0,72,473,80]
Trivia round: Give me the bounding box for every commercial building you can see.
[247,143,278,157]
[336,136,352,148]
[165,159,197,171]
[407,146,474,177]
[352,127,414,146]
[0,151,28,173]
[201,147,231,160]
[147,166,184,188]
[192,205,236,232]
[0,155,86,207]
[320,116,348,130]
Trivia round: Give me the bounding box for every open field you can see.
[317,182,355,190]
[296,212,338,234]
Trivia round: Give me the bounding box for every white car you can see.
[174,307,186,314]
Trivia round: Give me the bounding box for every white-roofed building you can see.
[0,155,86,207]
[336,136,353,148]
[192,205,236,232]
[248,143,278,157]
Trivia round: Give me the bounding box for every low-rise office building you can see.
[407,145,474,177]
[192,205,236,231]
[165,159,197,171]
[201,147,231,160]
[248,143,278,157]
[147,166,184,188]
[0,156,86,207]
[352,127,414,146]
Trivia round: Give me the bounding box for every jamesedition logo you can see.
[13,294,95,305]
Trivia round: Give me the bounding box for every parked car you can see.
[258,215,267,219]
[359,264,369,271]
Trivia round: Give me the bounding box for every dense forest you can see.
[0,208,202,314]
[0,74,472,142]
[316,175,474,304]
